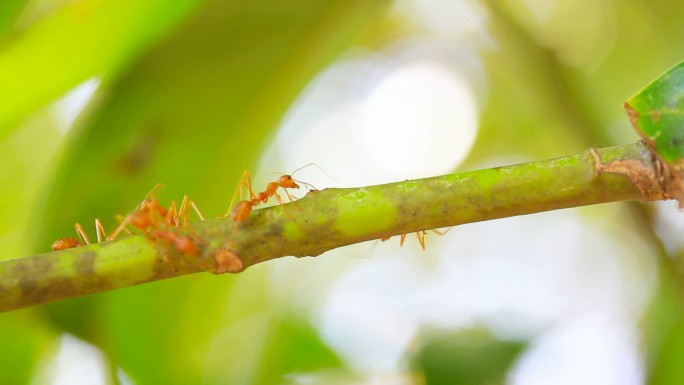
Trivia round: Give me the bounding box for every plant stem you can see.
[0,141,670,312]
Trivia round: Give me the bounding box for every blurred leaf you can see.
[204,312,347,384]
[470,2,595,166]
[257,315,347,384]
[648,321,684,385]
[0,0,26,39]
[32,0,391,383]
[643,265,684,385]
[409,328,526,385]
[0,309,56,384]
[0,111,62,261]
[104,275,227,383]
[472,1,684,167]
[0,0,204,134]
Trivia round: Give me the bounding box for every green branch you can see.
[0,141,672,312]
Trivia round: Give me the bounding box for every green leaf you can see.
[0,0,205,134]
[642,266,684,385]
[203,312,348,384]
[409,328,526,385]
[625,60,684,166]
[0,310,55,385]
[254,315,348,384]
[0,0,26,40]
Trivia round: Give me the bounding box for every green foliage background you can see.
[2,0,684,384]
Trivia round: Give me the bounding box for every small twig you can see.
[0,141,672,312]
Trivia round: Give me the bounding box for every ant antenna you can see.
[138,183,164,208]
[297,180,319,191]
[289,162,338,182]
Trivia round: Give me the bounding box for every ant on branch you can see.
[108,184,204,265]
[109,184,204,241]
[51,184,204,261]
[51,219,108,251]
[224,163,326,236]
[151,230,198,256]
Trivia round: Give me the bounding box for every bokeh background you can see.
[2,0,684,384]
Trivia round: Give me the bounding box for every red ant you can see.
[51,237,80,251]
[149,229,199,270]
[108,183,168,240]
[106,184,204,266]
[109,184,204,241]
[224,164,323,236]
[52,184,204,260]
[51,219,108,251]
[151,230,198,256]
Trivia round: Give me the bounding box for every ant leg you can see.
[178,196,205,223]
[109,214,137,240]
[109,217,130,241]
[74,223,92,245]
[191,201,204,221]
[272,191,286,206]
[282,188,299,203]
[147,199,165,230]
[416,231,426,250]
[225,170,257,217]
[397,232,427,249]
[166,200,179,226]
[177,196,189,224]
[244,172,258,202]
[176,196,199,237]
[271,191,300,221]
[95,219,108,243]
[275,189,303,215]
[402,228,451,250]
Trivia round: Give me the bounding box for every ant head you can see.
[129,211,151,230]
[278,175,299,188]
[51,237,80,251]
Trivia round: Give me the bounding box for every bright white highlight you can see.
[275,59,479,187]
[509,316,643,385]
[52,78,100,134]
[32,334,108,385]
[317,209,654,378]
[359,61,478,179]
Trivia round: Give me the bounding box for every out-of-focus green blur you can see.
[1,0,684,384]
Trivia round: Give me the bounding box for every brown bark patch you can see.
[213,248,244,274]
[590,147,669,201]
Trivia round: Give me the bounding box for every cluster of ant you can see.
[50,166,318,262]
[50,185,204,267]
[51,165,447,261]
